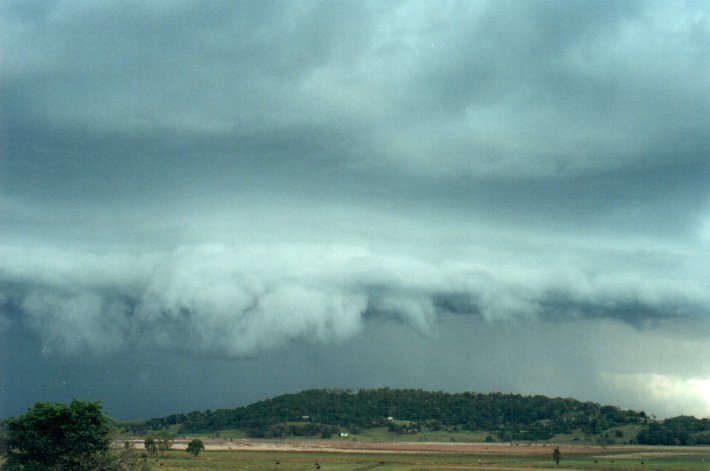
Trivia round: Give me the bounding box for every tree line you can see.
[636,416,710,445]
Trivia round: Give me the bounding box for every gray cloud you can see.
[3,1,709,178]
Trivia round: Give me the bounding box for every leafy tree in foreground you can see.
[144,436,157,456]
[1,399,111,470]
[186,438,205,457]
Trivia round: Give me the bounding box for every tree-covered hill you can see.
[125,388,649,441]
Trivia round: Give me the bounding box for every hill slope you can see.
[127,388,649,441]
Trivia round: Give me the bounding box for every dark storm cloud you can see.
[3,0,708,179]
[2,1,710,418]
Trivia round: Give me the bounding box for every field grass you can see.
[548,426,642,446]
[345,426,645,446]
[351,427,493,443]
[171,428,248,440]
[144,445,710,470]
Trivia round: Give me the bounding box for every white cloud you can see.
[21,290,131,354]
[2,221,709,358]
[603,373,710,418]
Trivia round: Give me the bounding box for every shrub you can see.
[186,438,205,457]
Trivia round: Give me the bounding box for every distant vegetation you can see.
[125,388,655,442]
[123,388,710,445]
[636,415,710,445]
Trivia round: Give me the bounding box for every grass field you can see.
[351,427,493,443]
[141,441,710,470]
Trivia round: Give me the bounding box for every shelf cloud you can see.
[2,0,709,419]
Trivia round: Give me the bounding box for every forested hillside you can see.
[126,388,649,441]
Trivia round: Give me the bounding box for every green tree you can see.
[552,446,561,466]
[186,438,205,457]
[1,399,111,470]
[144,436,157,456]
[105,433,146,470]
[155,430,173,457]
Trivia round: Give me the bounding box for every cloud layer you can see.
[3,1,709,178]
[3,219,709,358]
[2,0,710,419]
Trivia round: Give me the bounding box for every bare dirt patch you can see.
[160,439,606,455]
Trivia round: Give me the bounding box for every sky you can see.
[1,0,710,421]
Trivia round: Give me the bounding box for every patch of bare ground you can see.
[132,438,614,455]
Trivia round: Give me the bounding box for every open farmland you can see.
[137,439,710,470]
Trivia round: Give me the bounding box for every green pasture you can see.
[171,428,248,440]
[549,424,642,446]
[317,426,639,446]
[350,427,492,443]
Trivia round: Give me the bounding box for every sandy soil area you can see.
[133,439,630,455]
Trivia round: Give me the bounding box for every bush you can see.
[1,400,111,470]
[186,438,205,457]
